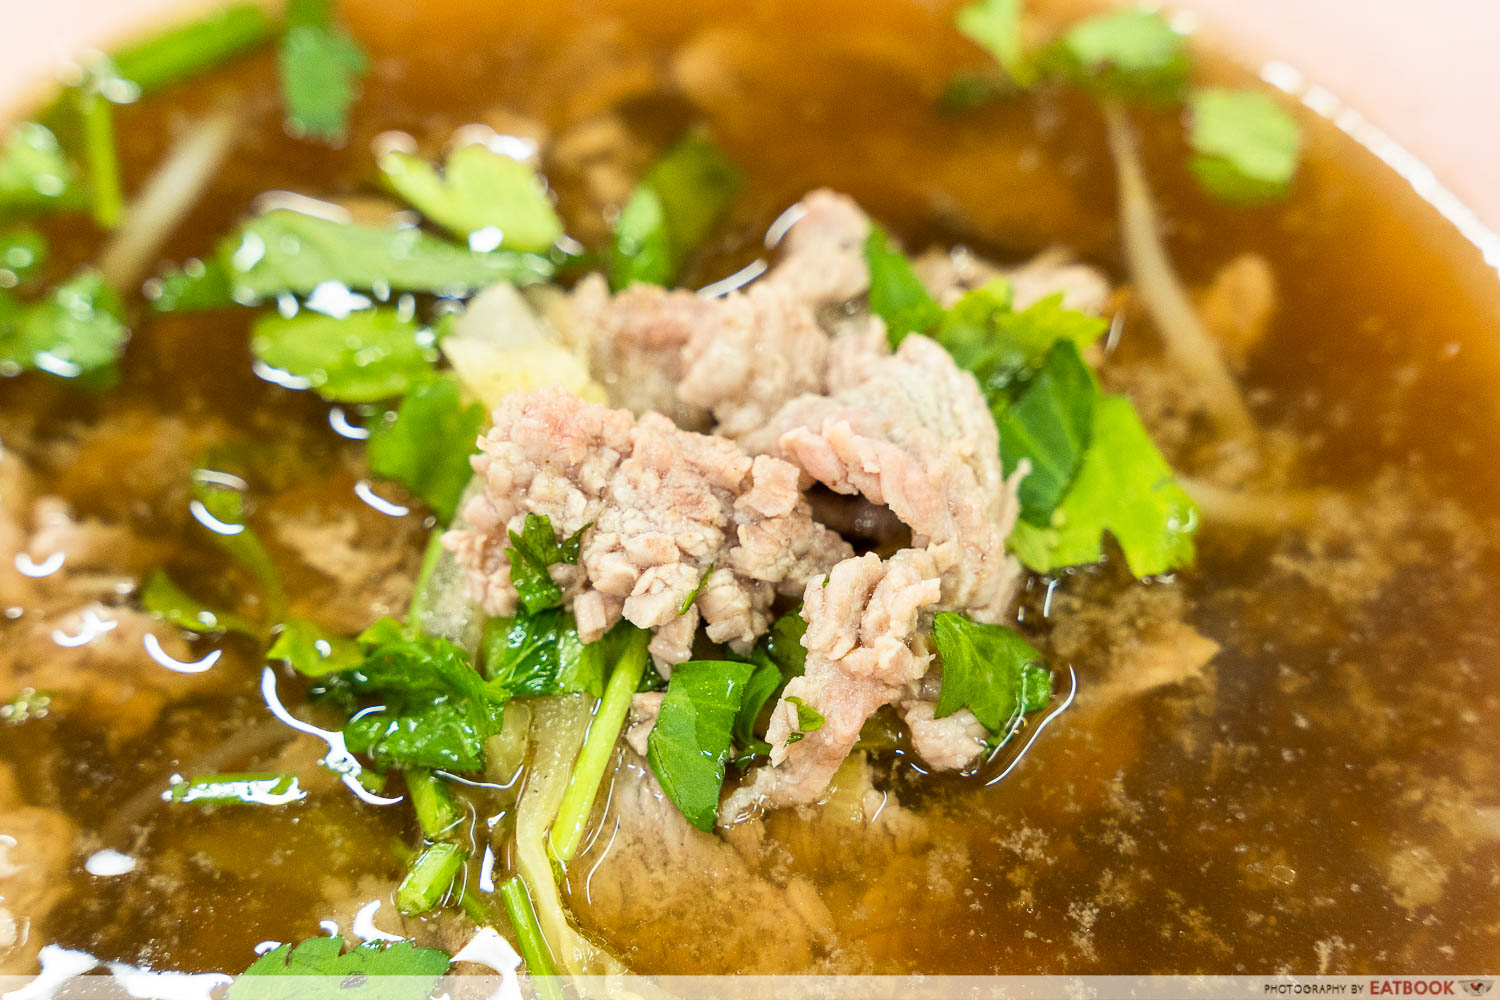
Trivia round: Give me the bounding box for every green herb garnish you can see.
[931,611,1052,744]
[249,308,437,403]
[864,224,944,347]
[506,513,587,615]
[379,144,564,253]
[278,0,369,143]
[368,375,486,524]
[1186,88,1301,203]
[646,658,755,831]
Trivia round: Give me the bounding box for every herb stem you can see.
[548,627,648,863]
[76,89,124,230]
[406,526,448,630]
[395,841,467,916]
[499,875,561,997]
[406,769,462,839]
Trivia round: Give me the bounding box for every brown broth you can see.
[2,0,1498,977]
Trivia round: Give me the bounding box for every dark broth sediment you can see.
[3,0,1499,976]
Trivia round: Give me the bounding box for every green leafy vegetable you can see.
[1187,88,1301,203]
[368,375,485,523]
[109,3,276,97]
[278,0,369,143]
[396,841,467,916]
[994,339,1097,524]
[146,256,232,312]
[268,618,362,676]
[610,130,743,289]
[231,937,449,998]
[646,659,755,831]
[783,695,826,744]
[733,610,808,759]
[481,608,608,699]
[0,271,128,380]
[202,210,554,306]
[1042,8,1189,104]
[0,122,84,215]
[336,624,506,771]
[141,570,264,640]
[379,144,564,252]
[931,611,1052,743]
[938,70,1019,112]
[955,0,1036,87]
[250,308,436,403]
[166,772,304,806]
[0,228,46,288]
[864,225,944,347]
[507,513,587,615]
[1016,394,1198,577]
[405,769,462,838]
[73,87,123,229]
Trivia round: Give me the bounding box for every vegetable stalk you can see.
[75,89,123,229]
[499,876,562,1000]
[406,769,462,839]
[548,628,649,863]
[395,841,467,916]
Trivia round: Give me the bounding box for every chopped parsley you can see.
[1187,88,1301,203]
[646,658,755,831]
[506,512,587,614]
[231,937,449,996]
[0,271,128,381]
[379,144,564,252]
[610,130,743,289]
[865,224,944,347]
[1042,7,1189,105]
[0,122,84,215]
[993,339,1098,524]
[277,0,369,143]
[250,308,437,403]
[955,0,1036,88]
[141,570,265,641]
[367,374,486,522]
[931,611,1052,744]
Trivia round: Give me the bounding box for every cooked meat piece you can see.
[624,691,665,757]
[1197,252,1277,369]
[914,245,1112,314]
[764,188,871,307]
[720,549,941,822]
[744,334,1024,623]
[0,805,77,973]
[1,603,225,741]
[900,699,987,771]
[446,388,851,665]
[571,754,829,973]
[566,189,872,433]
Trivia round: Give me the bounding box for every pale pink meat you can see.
[745,334,1024,623]
[719,549,942,823]
[445,389,851,666]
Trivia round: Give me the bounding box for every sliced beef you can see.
[720,549,942,822]
[744,334,1024,624]
[445,388,851,665]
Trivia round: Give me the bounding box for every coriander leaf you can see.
[141,570,264,640]
[268,618,362,676]
[278,0,369,143]
[1033,394,1198,577]
[0,271,128,380]
[932,611,1051,743]
[934,284,1105,391]
[250,308,437,403]
[786,695,826,733]
[646,659,755,831]
[109,3,276,97]
[610,130,742,290]
[335,629,505,771]
[232,937,449,999]
[955,0,1036,88]
[0,228,46,288]
[865,224,944,348]
[995,339,1097,524]
[214,210,554,305]
[1042,8,1188,105]
[1187,88,1301,204]
[732,609,808,756]
[166,772,304,806]
[379,144,563,252]
[368,375,485,522]
[147,257,233,312]
[506,512,586,615]
[0,122,85,215]
[481,608,610,700]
